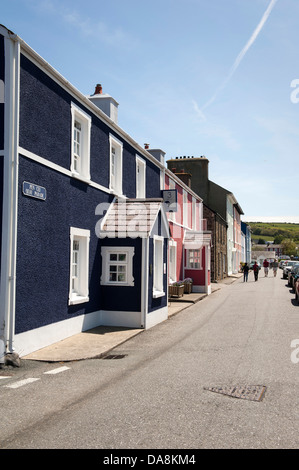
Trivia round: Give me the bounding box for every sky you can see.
[1,0,299,223]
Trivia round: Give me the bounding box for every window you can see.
[69,227,90,305]
[71,103,91,180]
[73,121,81,172]
[153,236,165,298]
[192,197,196,230]
[187,249,201,269]
[169,241,177,283]
[109,134,123,195]
[136,156,146,198]
[101,247,134,286]
[183,190,188,227]
[168,179,176,222]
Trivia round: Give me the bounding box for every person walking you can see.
[272,259,278,277]
[243,262,249,282]
[253,261,259,281]
[263,259,269,277]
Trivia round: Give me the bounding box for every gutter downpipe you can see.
[141,237,149,329]
[0,33,20,361]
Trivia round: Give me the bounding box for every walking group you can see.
[242,259,279,282]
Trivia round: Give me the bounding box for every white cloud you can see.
[30,0,134,50]
[242,216,299,223]
[199,0,278,112]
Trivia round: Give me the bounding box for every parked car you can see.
[288,264,299,290]
[283,261,299,279]
[295,279,299,304]
[279,260,288,269]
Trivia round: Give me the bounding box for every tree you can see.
[274,234,284,244]
[281,239,297,256]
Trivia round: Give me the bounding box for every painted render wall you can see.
[99,237,142,313]
[15,51,164,336]
[15,155,112,334]
[19,54,161,200]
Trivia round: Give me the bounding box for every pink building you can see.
[164,172,212,294]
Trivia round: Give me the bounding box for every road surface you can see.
[0,269,298,449]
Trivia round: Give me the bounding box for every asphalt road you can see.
[1,269,299,450]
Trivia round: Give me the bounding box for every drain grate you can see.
[103,354,127,360]
[204,385,267,402]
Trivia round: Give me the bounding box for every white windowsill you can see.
[101,282,134,287]
[153,290,165,299]
[68,295,89,306]
[71,172,91,184]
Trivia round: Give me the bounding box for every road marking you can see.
[0,376,11,380]
[5,378,40,389]
[44,366,70,375]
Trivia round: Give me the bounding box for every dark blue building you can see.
[0,25,169,361]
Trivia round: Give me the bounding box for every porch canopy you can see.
[99,198,169,239]
[183,230,212,250]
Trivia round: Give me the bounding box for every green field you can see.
[248,222,299,242]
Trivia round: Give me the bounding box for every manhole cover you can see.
[103,354,127,360]
[204,385,267,402]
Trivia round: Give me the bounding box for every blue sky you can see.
[2,0,299,223]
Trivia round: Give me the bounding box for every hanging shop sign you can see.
[162,189,177,212]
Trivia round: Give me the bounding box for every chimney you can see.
[169,166,192,188]
[94,84,103,95]
[166,155,209,199]
[87,83,119,124]
[146,148,166,165]
[144,143,150,150]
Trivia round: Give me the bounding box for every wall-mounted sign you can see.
[22,182,47,201]
[162,189,177,212]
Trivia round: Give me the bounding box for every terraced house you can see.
[167,155,244,277]
[0,25,211,362]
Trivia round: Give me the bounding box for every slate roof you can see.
[183,229,212,249]
[100,198,165,238]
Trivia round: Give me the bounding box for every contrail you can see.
[200,0,278,112]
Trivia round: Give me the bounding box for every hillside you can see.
[247,222,299,243]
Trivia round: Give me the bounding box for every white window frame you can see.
[71,103,91,181]
[168,179,176,222]
[192,197,196,230]
[183,189,188,227]
[187,249,202,269]
[69,227,90,305]
[109,134,123,195]
[169,240,177,283]
[153,235,165,298]
[136,155,146,198]
[101,246,135,286]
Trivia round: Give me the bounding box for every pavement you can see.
[22,274,242,363]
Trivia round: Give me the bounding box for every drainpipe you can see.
[141,237,149,329]
[0,33,20,362]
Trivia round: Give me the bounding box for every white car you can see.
[283,261,299,279]
[279,260,289,269]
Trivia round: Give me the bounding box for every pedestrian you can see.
[272,259,278,277]
[263,259,269,277]
[242,262,249,282]
[253,261,259,281]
